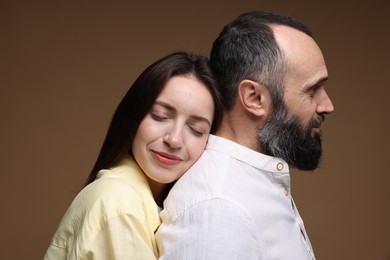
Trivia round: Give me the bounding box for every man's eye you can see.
[306,86,319,97]
[311,84,322,93]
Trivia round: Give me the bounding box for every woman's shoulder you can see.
[53,171,149,233]
[79,170,145,212]
[47,170,152,257]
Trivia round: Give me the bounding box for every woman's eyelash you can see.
[151,113,168,121]
[189,127,204,137]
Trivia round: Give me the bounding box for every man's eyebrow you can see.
[316,77,328,86]
[313,77,328,87]
[306,76,328,90]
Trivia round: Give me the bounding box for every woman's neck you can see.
[146,178,173,208]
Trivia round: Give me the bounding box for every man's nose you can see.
[317,90,334,114]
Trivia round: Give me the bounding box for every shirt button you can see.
[276,163,284,170]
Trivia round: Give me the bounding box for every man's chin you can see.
[293,151,322,171]
[295,163,319,171]
[311,128,322,136]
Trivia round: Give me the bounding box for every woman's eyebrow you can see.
[190,115,211,126]
[154,100,175,112]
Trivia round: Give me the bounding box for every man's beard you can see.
[258,103,325,171]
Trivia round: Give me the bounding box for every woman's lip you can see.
[152,151,183,165]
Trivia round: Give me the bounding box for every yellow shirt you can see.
[44,156,160,260]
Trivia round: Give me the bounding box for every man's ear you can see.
[238,80,270,117]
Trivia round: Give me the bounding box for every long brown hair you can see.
[85,52,223,186]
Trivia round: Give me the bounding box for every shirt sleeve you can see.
[76,212,157,260]
[157,198,261,260]
[44,182,159,260]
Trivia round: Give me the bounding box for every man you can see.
[156,11,334,259]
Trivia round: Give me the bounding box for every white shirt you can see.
[156,135,315,260]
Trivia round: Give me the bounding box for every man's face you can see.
[259,101,325,170]
[259,26,334,170]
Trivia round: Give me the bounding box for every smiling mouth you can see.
[152,151,183,166]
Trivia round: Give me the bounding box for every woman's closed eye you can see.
[189,126,204,137]
[187,121,210,137]
[151,112,170,121]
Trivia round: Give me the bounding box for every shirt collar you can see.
[207,134,291,193]
[106,155,151,192]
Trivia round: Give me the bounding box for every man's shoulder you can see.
[162,148,233,218]
[183,147,231,186]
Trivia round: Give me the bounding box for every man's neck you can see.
[215,111,263,152]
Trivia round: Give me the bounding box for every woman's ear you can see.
[238,80,270,117]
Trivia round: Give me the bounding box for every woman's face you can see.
[132,75,215,184]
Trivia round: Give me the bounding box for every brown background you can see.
[1,1,389,259]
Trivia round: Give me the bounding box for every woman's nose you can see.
[163,125,183,149]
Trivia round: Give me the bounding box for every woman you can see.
[44,52,223,259]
